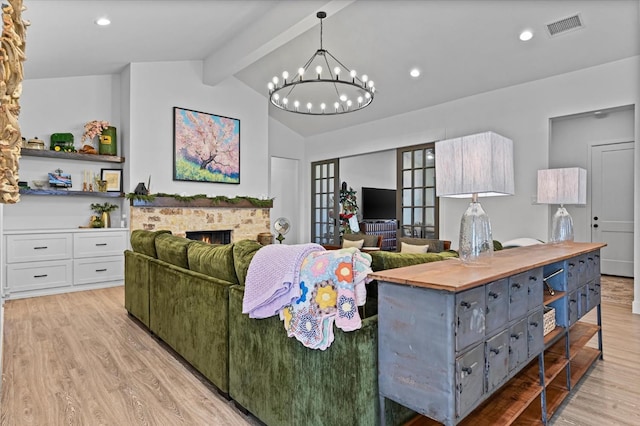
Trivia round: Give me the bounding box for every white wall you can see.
[303,57,639,252]
[340,149,396,191]
[6,75,123,229]
[127,61,269,198]
[9,61,270,231]
[340,149,396,221]
[268,116,305,243]
[270,157,300,244]
[269,117,305,159]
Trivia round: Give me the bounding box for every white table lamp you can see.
[537,168,586,243]
[436,131,514,264]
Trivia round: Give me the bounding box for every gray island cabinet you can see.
[370,242,605,426]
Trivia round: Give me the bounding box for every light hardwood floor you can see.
[1,280,639,425]
[1,287,258,426]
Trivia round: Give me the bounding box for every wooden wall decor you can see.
[0,0,28,204]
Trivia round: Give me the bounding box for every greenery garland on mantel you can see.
[126,192,273,208]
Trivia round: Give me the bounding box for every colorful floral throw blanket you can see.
[243,243,325,319]
[242,245,373,350]
[279,247,373,350]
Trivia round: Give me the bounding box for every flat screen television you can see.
[361,187,396,220]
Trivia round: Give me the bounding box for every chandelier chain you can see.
[319,14,323,51]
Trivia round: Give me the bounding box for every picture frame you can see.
[101,168,123,192]
[48,172,72,188]
[173,106,240,184]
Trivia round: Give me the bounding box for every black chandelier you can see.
[267,11,375,116]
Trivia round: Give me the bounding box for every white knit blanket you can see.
[242,243,325,318]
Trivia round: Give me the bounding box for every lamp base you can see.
[550,205,574,243]
[459,200,494,264]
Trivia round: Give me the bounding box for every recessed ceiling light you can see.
[519,30,533,41]
[95,17,111,26]
[410,68,420,78]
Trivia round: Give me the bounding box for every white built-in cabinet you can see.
[3,228,127,299]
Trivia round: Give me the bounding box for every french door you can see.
[396,143,439,240]
[311,158,340,246]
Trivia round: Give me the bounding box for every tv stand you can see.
[360,220,397,251]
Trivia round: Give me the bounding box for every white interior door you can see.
[590,141,634,277]
[270,157,300,244]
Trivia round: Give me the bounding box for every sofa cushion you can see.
[130,229,172,258]
[343,238,364,249]
[155,233,193,269]
[343,233,380,248]
[232,239,263,285]
[397,237,447,253]
[400,241,429,253]
[188,241,238,284]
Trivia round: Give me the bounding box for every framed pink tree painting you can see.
[173,107,240,184]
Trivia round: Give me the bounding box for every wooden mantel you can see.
[130,196,273,209]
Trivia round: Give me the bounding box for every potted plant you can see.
[90,202,119,228]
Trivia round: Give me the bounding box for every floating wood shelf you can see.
[19,189,123,198]
[130,196,273,209]
[21,148,125,163]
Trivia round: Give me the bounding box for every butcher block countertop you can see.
[368,242,606,292]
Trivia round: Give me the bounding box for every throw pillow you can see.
[400,241,429,253]
[342,238,364,249]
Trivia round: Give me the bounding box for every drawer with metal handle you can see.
[73,257,124,285]
[73,232,127,258]
[6,234,72,263]
[6,260,72,293]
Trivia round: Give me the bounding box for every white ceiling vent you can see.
[546,14,584,37]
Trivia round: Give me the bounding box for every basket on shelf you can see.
[543,306,556,336]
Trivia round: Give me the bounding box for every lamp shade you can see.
[435,131,514,198]
[537,168,587,205]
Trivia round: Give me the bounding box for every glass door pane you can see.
[397,142,439,241]
[311,158,340,245]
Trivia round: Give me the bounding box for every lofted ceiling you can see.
[23,0,639,137]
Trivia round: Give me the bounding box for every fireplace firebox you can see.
[185,230,232,245]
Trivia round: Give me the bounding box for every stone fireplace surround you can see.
[129,197,272,242]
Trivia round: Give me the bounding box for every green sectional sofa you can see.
[125,230,262,396]
[124,230,457,425]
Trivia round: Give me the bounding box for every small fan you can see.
[273,217,291,244]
